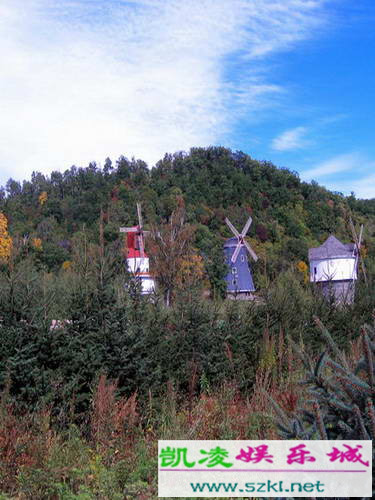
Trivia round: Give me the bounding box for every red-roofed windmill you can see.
[120,202,155,294]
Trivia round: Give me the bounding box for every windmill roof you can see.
[308,235,356,260]
[224,237,241,248]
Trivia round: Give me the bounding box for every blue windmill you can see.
[224,216,258,299]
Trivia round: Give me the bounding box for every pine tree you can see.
[267,316,375,500]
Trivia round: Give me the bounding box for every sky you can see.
[0,0,374,198]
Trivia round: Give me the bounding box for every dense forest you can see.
[0,146,374,498]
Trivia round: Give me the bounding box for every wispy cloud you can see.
[271,126,308,151]
[300,153,375,199]
[301,153,361,179]
[0,0,327,184]
[346,175,375,199]
[317,113,348,126]
[322,173,375,199]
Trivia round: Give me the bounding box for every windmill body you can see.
[224,237,255,296]
[120,204,155,295]
[224,217,258,300]
[308,235,358,304]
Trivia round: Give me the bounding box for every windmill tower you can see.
[119,203,155,295]
[308,232,362,305]
[224,216,258,300]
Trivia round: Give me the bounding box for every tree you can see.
[148,202,195,306]
[267,318,375,499]
[103,157,113,176]
[175,252,205,290]
[38,191,48,206]
[0,212,12,262]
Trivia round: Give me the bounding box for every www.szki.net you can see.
[190,480,325,494]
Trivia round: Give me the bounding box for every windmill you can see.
[308,221,367,306]
[119,202,155,294]
[224,216,258,299]
[308,234,358,305]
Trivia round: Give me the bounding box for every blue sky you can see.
[0,0,374,198]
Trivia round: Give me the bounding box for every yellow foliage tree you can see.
[39,191,48,206]
[0,212,13,262]
[296,260,309,283]
[176,253,205,289]
[62,260,72,271]
[32,238,43,250]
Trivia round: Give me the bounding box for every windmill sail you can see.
[225,217,240,238]
[136,202,145,258]
[225,216,258,264]
[243,239,258,262]
[231,242,242,263]
[241,216,253,237]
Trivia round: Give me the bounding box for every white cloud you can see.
[271,126,308,151]
[300,153,375,199]
[301,153,361,179]
[322,173,375,199]
[347,175,375,199]
[0,0,326,184]
[317,175,375,200]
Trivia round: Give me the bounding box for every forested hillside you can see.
[1,146,374,286]
[0,147,374,497]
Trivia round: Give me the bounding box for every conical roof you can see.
[308,235,356,260]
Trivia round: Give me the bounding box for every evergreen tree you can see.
[267,317,375,499]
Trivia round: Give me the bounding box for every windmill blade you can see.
[357,224,368,285]
[240,216,253,237]
[225,217,240,238]
[349,220,368,286]
[244,240,258,262]
[137,202,143,229]
[231,242,242,263]
[138,233,145,258]
[349,218,360,252]
[358,224,364,249]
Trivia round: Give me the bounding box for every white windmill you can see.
[308,226,365,305]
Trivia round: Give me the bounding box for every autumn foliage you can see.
[38,191,48,206]
[296,260,309,282]
[148,204,198,304]
[0,212,12,262]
